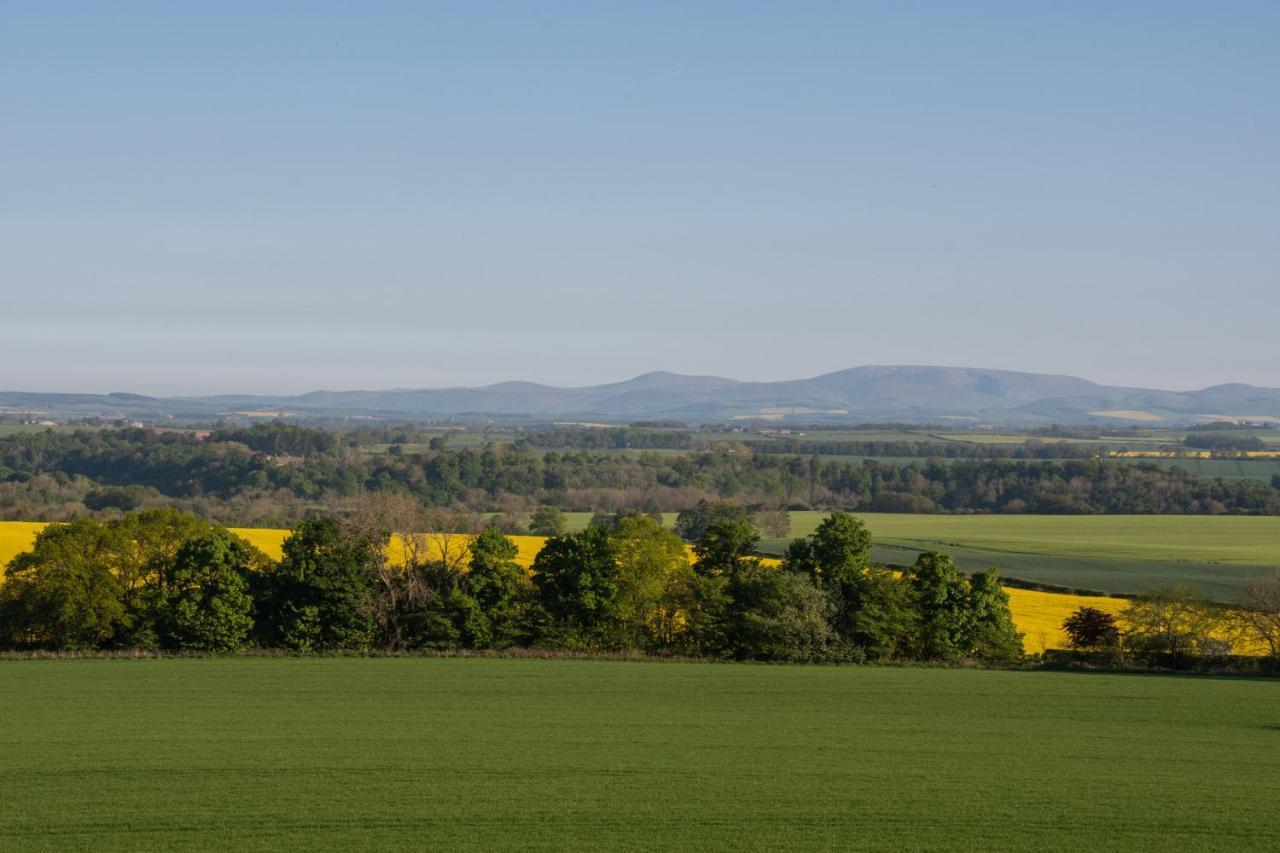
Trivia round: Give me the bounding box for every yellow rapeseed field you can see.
[0,522,46,574]
[0,521,1235,654]
[1109,450,1212,459]
[1005,587,1129,654]
[228,527,288,559]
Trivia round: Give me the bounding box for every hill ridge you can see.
[3,366,1279,424]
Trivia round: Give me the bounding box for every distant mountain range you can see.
[4,366,1280,425]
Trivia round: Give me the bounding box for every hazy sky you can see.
[3,2,1277,395]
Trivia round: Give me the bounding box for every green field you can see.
[0,424,91,435]
[561,511,1280,599]
[772,512,1280,564]
[1111,455,1280,482]
[2,658,1278,852]
[768,513,1280,599]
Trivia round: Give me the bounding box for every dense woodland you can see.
[1,424,1278,526]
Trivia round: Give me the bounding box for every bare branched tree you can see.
[422,507,482,575]
[1238,572,1280,658]
[346,492,430,651]
[1121,585,1230,659]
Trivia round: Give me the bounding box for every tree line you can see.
[2,426,1278,527]
[1061,577,1280,669]
[1183,432,1268,452]
[0,506,1023,663]
[741,438,1098,459]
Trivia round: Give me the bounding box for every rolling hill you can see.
[3,366,1279,424]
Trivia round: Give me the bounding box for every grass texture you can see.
[1,658,1278,851]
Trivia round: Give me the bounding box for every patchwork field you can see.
[772,512,1280,564]
[1,658,1278,851]
[764,512,1280,600]
[559,511,1280,600]
[1110,455,1280,482]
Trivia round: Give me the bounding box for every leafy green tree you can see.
[259,517,379,650]
[675,501,751,542]
[967,570,1024,662]
[784,512,871,584]
[808,512,873,578]
[608,516,690,649]
[783,512,914,660]
[528,506,567,536]
[693,519,759,577]
[723,563,839,662]
[827,567,917,661]
[907,552,975,660]
[531,527,620,647]
[466,525,528,648]
[782,537,818,577]
[156,530,257,651]
[399,562,475,650]
[0,519,126,650]
[113,508,215,645]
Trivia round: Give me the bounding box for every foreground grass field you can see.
[1,659,1277,851]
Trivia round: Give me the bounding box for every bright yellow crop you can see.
[227,527,289,560]
[0,522,45,573]
[1005,587,1129,654]
[0,525,542,572]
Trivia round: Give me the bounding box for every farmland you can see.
[558,511,1280,600]
[768,512,1280,566]
[1111,455,1280,483]
[768,513,1280,600]
[1,658,1278,851]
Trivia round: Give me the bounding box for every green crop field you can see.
[0,424,92,435]
[930,431,1039,445]
[560,511,1280,599]
[766,512,1280,599]
[2,658,1278,852]
[773,512,1280,565]
[763,429,935,441]
[1111,456,1280,482]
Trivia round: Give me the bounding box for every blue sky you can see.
[3,2,1277,395]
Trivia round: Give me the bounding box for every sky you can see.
[2,1,1277,396]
